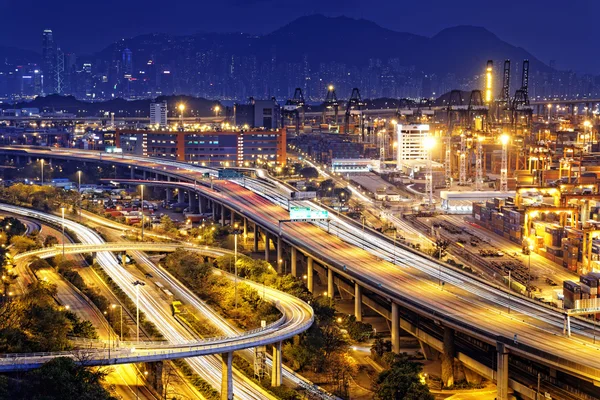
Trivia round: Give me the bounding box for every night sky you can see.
[0,0,597,74]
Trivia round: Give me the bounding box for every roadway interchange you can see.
[2,148,600,398]
[0,204,314,400]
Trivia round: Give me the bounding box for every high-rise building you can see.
[150,101,168,127]
[396,124,430,168]
[42,29,55,95]
[122,48,133,77]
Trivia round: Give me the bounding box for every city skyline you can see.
[0,0,598,74]
[1,14,596,104]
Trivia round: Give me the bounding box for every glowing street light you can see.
[214,105,220,117]
[132,280,145,344]
[423,136,436,207]
[500,134,510,192]
[61,207,66,257]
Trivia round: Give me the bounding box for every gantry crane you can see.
[344,88,365,135]
[282,88,305,134]
[322,85,340,125]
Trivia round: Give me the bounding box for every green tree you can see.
[16,357,116,400]
[373,355,433,400]
[298,167,318,179]
[10,236,38,253]
[44,235,59,247]
[0,217,26,238]
[342,314,373,342]
[159,215,177,233]
[65,311,98,339]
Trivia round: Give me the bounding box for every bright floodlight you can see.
[423,136,436,150]
[178,104,185,112]
[584,120,591,127]
[328,85,334,91]
[500,134,510,145]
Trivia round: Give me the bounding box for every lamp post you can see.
[527,244,534,295]
[112,304,123,341]
[104,310,111,359]
[77,171,82,222]
[40,159,45,185]
[178,104,185,129]
[61,207,66,257]
[139,185,144,241]
[214,105,220,117]
[423,136,436,208]
[132,280,145,343]
[232,223,242,309]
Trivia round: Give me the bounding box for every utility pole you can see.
[132,280,145,343]
[475,136,483,191]
[140,185,144,241]
[500,134,509,192]
[61,207,65,257]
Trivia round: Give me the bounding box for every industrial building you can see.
[149,101,168,127]
[396,124,431,169]
[233,98,281,130]
[115,128,286,167]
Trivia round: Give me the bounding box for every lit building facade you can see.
[116,129,286,167]
[149,101,168,127]
[396,124,430,168]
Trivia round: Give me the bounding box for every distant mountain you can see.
[0,94,220,118]
[0,15,557,102]
[424,26,551,77]
[258,15,427,66]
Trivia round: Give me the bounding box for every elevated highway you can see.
[0,204,313,400]
[2,147,600,399]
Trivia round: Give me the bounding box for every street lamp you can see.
[214,105,220,117]
[132,280,145,344]
[61,207,66,257]
[527,243,534,295]
[77,170,82,222]
[178,104,185,129]
[139,185,144,241]
[423,136,436,207]
[112,304,123,341]
[40,159,45,185]
[232,223,243,309]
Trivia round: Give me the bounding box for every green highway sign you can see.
[290,206,329,221]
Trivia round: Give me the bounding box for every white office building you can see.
[396,124,430,169]
[150,101,168,127]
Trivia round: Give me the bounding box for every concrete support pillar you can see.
[165,188,172,203]
[264,233,270,261]
[212,202,216,221]
[167,176,172,182]
[143,170,147,179]
[230,209,235,226]
[442,327,455,388]
[253,225,259,252]
[221,205,226,226]
[130,168,134,179]
[290,247,297,277]
[307,257,314,293]
[354,283,362,322]
[496,342,509,400]
[199,196,206,213]
[271,341,282,387]
[243,218,247,237]
[391,302,399,353]
[277,236,283,273]
[177,189,183,203]
[188,191,194,212]
[221,352,233,400]
[327,268,334,298]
